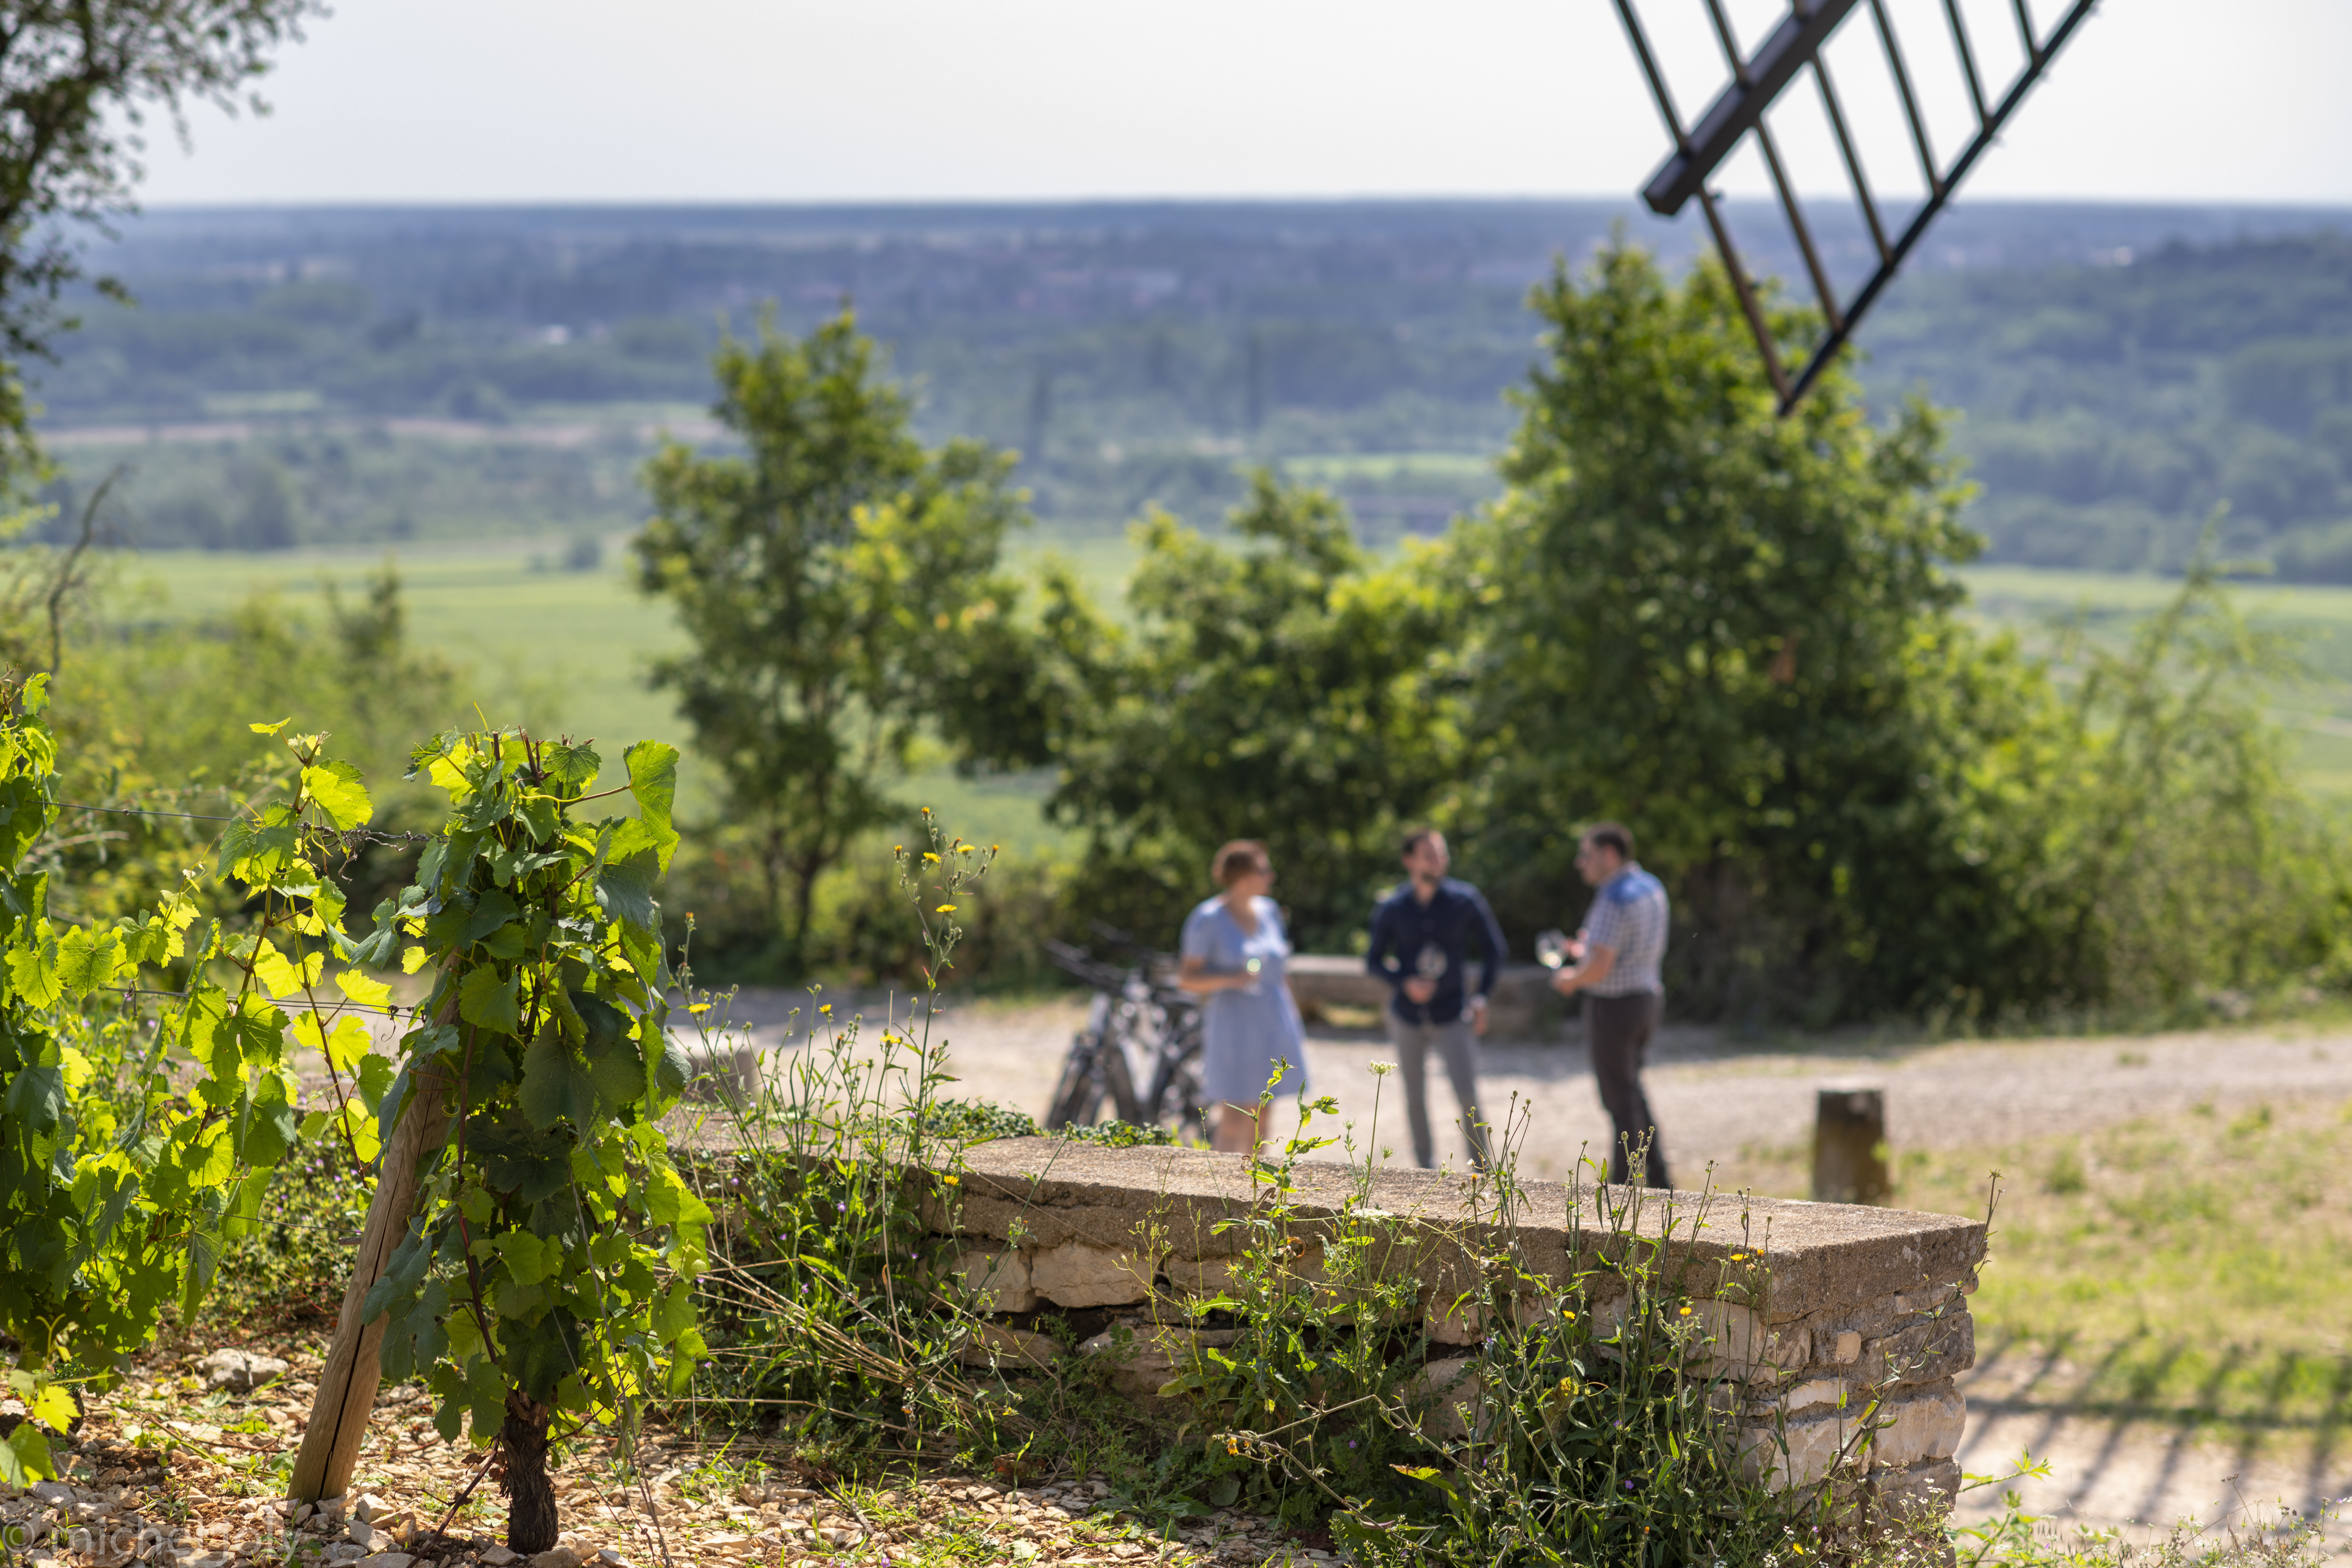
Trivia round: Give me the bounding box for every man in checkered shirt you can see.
[1549,822,1671,1187]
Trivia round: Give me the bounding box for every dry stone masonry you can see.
[927,1138,1984,1512]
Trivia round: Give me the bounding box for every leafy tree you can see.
[1452,244,2048,1022]
[2012,552,2352,1014]
[0,0,318,454]
[632,309,1029,970]
[984,473,1465,949]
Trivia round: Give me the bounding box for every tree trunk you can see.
[287,1082,451,1502]
[500,1390,560,1554]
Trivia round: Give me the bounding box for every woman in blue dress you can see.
[1177,840,1309,1154]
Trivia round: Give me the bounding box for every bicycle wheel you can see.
[1044,1033,1105,1130]
[1097,1024,1145,1124]
[1144,1038,1210,1145]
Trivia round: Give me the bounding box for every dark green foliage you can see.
[923,1097,1172,1148]
[974,472,1464,950]
[1454,246,2034,1023]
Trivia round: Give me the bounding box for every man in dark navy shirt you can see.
[1366,828,1506,1170]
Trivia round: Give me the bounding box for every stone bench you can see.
[1287,955,1566,1040]
[924,1137,1982,1513]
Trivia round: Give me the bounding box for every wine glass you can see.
[1535,929,1570,970]
[1243,956,1263,993]
[1414,946,1449,983]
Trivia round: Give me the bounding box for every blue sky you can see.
[131,0,2352,208]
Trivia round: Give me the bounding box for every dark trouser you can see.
[1386,1012,1492,1170]
[1586,991,1669,1188]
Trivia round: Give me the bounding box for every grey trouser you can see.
[1387,1013,1492,1170]
[1586,990,1669,1188]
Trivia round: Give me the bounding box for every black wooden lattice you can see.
[1611,0,2100,412]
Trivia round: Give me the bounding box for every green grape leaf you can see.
[302,761,374,830]
[371,1062,412,1158]
[380,1276,451,1383]
[519,1031,599,1132]
[252,940,324,997]
[470,1117,575,1203]
[356,1054,397,1113]
[507,1309,584,1404]
[651,1033,692,1105]
[574,992,645,1110]
[5,922,60,1007]
[248,717,291,735]
[26,1383,75,1433]
[479,922,529,962]
[340,1098,383,1165]
[360,1221,435,1327]
[643,1162,713,1227]
[337,968,393,1007]
[513,792,562,845]
[651,1280,698,1343]
[496,1229,565,1288]
[544,742,601,790]
[55,925,125,996]
[239,1072,299,1168]
[219,805,301,887]
[3,1055,66,1135]
[459,966,522,1034]
[622,740,680,871]
[295,1011,375,1074]
[595,848,661,940]
[467,889,519,945]
[0,1423,55,1487]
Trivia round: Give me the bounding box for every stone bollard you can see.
[1813,1086,1889,1204]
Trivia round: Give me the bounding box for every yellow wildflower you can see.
[936,904,957,913]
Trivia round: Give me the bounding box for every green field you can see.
[97,548,2352,841]
[1957,565,2352,797]
[96,533,1146,850]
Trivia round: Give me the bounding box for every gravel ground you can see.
[37,1333,1314,1568]
[709,990,2352,1184]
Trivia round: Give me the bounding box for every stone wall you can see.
[925,1138,1983,1511]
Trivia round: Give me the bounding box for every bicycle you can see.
[1042,926,1208,1143]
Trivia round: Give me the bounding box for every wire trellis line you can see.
[51,801,435,845]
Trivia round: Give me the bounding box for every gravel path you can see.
[716,990,2352,1182]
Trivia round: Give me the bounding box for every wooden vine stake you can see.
[287,1079,450,1503]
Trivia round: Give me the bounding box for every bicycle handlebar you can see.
[1048,937,1200,1016]
[1045,938,1131,994]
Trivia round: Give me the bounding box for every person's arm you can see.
[1551,943,1617,997]
[1178,909,1252,995]
[1365,901,1403,992]
[1469,887,1506,999]
[1552,895,1617,996]
[1178,954,1252,995]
